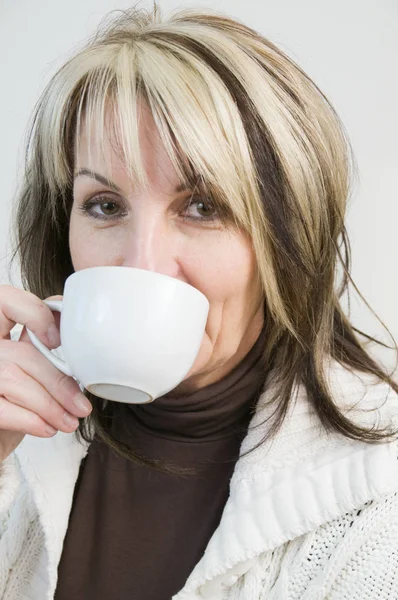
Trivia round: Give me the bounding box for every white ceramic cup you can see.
[25,266,209,404]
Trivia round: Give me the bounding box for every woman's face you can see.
[69,104,264,393]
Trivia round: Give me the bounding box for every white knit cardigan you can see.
[1,358,398,600]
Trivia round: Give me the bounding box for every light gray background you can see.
[1,0,397,368]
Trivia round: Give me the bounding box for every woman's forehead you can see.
[74,136,186,196]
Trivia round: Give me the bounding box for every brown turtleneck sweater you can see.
[55,329,267,600]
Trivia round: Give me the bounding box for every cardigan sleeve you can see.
[0,452,35,596]
[0,452,23,530]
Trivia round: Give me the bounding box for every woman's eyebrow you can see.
[74,169,122,193]
[73,168,189,194]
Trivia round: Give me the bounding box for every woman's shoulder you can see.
[229,358,398,523]
[324,357,398,430]
[239,358,398,467]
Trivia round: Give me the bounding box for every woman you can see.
[0,4,397,599]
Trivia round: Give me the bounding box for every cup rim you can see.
[66,266,209,305]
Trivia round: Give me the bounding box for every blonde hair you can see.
[11,4,398,474]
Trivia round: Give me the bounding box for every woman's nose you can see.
[120,220,180,279]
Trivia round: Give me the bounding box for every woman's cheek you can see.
[184,241,254,304]
[69,223,122,270]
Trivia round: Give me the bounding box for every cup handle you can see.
[25,300,74,378]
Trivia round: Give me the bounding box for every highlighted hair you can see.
[11,4,398,474]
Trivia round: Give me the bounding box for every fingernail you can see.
[63,412,79,428]
[73,394,92,415]
[45,425,58,436]
[47,323,61,348]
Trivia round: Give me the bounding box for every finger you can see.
[0,363,80,433]
[0,396,59,438]
[0,286,61,347]
[0,307,13,340]
[19,294,62,346]
[0,341,92,418]
[19,311,61,346]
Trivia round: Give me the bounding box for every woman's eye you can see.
[78,197,127,221]
[183,198,218,222]
[94,201,119,216]
[78,195,219,224]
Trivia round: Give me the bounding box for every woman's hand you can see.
[0,285,92,464]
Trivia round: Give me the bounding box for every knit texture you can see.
[2,487,397,599]
[0,359,398,600]
[0,455,45,600]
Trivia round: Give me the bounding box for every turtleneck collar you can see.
[123,326,267,442]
